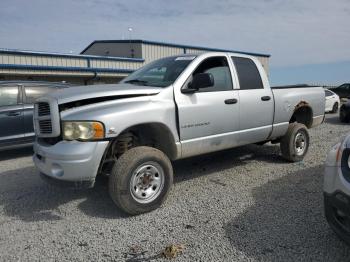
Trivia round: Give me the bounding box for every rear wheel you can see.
[280,123,310,162]
[108,146,173,215]
[331,102,339,113]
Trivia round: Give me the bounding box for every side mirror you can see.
[182,73,214,94]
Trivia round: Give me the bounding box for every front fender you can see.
[61,95,178,140]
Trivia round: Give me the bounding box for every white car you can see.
[324,134,350,244]
[325,89,340,113]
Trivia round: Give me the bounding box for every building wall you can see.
[141,44,270,76]
[0,50,143,70]
[0,53,87,68]
[0,49,143,85]
[81,42,143,58]
[89,58,141,71]
[0,40,270,85]
[142,44,184,63]
[0,69,126,85]
[257,56,269,77]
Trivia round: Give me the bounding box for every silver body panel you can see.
[44,84,162,104]
[324,136,350,196]
[33,52,325,182]
[33,140,109,181]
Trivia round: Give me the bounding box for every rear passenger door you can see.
[231,56,274,143]
[0,85,24,145]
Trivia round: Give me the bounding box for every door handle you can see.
[6,111,21,117]
[224,98,238,104]
[261,96,271,101]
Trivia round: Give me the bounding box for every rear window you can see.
[231,57,264,90]
[325,90,334,97]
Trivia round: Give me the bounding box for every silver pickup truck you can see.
[33,52,325,215]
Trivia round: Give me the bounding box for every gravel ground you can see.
[0,114,350,262]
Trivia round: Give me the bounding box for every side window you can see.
[192,57,233,92]
[0,86,19,107]
[325,90,333,97]
[232,56,264,90]
[338,84,348,92]
[24,86,57,104]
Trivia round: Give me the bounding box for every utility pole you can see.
[128,27,134,58]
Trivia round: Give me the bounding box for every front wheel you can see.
[280,123,310,162]
[108,146,173,215]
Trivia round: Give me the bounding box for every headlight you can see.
[62,121,105,141]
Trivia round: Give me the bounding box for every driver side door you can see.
[175,56,240,158]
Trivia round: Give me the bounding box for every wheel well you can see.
[290,104,313,128]
[110,123,177,158]
[99,123,178,175]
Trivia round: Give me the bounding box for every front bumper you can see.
[33,140,109,186]
[324,143,350,196]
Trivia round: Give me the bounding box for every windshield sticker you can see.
[175,56,196,61]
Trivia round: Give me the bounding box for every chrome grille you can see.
[35,100,60,137]
[39,120,53,134]
[37,102,51,116]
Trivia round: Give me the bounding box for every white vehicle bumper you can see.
[33,140,109,188]
[324,141,350,244]
[324,142,350,195]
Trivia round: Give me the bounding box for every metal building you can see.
[0,40,270,85]
[0,49,142,85]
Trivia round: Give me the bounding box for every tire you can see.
[108,146,173,215]
[324,195,350,245]
[331,102,339,114]
[340,107,347,123]
[280,123,310,162]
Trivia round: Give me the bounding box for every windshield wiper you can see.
[124,79,149,86]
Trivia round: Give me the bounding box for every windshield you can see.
[121,56,196,87]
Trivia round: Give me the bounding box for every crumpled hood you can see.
[46,83,162,104]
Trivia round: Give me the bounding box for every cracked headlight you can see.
[62,121,105,141]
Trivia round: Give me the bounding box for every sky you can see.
[0,0,349,86]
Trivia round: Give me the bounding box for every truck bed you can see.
[269,85,325,140]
